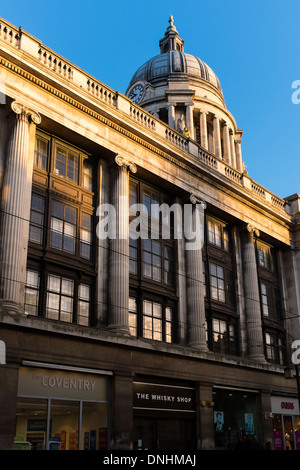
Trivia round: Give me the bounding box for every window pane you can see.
[56,147,67,177]
[61,278,74,296]
[48,275,61,293]
[79,284,90,301]
[53,201,64,219]
[65,206,76,224]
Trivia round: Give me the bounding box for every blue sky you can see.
[1,0,300,199]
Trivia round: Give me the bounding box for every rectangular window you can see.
[46,274,74,323]
[83,159,93,191]
[129,237,138,275]
[257,242,275,271]
[207,218,230,251]
[143,300,162,341]
[80,213,92,259]
[261,283,269,316]
[208,220,222,247]
[34,136,48,170]
[50,201,77,254]
[212,318,236,355]
[24,270,40,316]
[55,146,79,183]
[129,297,137,337]
[142,239,162,282]
[265,332,284,364]
[29,194,45,244]
[78,283,90,326]
[165,306,173,343]
[210,263,225,302]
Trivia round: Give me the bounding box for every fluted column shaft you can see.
[235,139,243,172]
[186,196,208,350]
[108,156,137,334]
[0,101,41,311]
[200,111,208,150]
[213,115,222,159]
[241,224,266,362]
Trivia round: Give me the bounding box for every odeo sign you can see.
[18,366,108,401]
[271,396,300,416]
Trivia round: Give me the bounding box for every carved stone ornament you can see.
[11,101,41,124]
[189,193,207,209]
[246,223,260,237]
[115,155,137,173]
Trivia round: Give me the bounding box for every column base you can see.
[106,324,131,336]
[188,340,209,352]
[0,300,21,314]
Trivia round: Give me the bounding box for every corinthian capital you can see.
[115,155,137,174]
[11,100,41,124]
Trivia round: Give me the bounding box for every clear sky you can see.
[1,0,300,199]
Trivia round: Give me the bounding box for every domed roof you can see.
[126,16,223,100]
[128,51,222,94]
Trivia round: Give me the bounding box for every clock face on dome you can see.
[129,84,144,104]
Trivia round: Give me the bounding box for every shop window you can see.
[213,388,260,450]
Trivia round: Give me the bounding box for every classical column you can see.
[185,195,208,350]
[229,129,236,168]
[235,130,243,172]
[241,224,266,362]
[213,115,222,159]
[0,101,41,312]
[108,155,137,334]
[200,110,208,150]
[222,122,231,164]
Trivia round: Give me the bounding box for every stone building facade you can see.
[0,15,300,451]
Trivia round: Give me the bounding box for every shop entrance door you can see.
[133,416,196,450]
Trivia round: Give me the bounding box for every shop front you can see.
[14,362,111,450]
[271,395,300,450]
[132,380,197,450]
[213,386,261,450]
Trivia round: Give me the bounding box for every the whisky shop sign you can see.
[133,382,195,412]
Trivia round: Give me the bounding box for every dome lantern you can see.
[159,15,184,54]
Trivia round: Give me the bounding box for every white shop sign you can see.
[271,396,299,416]
[18,366,108,401]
